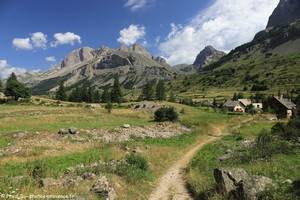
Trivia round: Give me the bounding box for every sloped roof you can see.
[224,100,242,108]
[274,96,296,109]
[238,99,252,106]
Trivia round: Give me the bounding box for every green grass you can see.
[187,119,300,199]
[0,145,111,178]
[0,104,152,134]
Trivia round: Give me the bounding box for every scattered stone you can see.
[122,124,131,128]
[240,139,256,149]
[214,168,273,200]
[90,176,116,200]
[58,128,79,135]
[13,132,27,138]
[58,129,69,135]
[218,153,233,162]
[69,128,79,135]
[40,178,61,188]
[82,172,96,180]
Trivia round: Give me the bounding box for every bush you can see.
[116,154,151,182]
[272,119,300,142]
[125,154,148,171]
[154,107,178,122]
[28,161,47,181]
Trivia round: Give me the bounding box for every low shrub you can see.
[125,154,148,171]
[116,154,151,182]
[154,107,178,122]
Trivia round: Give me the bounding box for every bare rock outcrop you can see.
[214,168,273,200]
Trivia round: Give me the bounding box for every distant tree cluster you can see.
[154,107,178,122]
[4,73,31,100]
[55,75,123,104]
[140,79,166,101]
[0,80,3,93]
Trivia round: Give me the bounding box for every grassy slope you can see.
[171,21,300,101]
[0,104,152,134]
[170,52,300,101]
[0,102,238,199]
[187,119,300,199]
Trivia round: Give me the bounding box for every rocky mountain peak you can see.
[61,47,95,68]
[193,46,226,70]
[267,0,300,28]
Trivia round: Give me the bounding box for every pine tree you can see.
[69,87,81,102]
[141,81,154,100]
[156,80,166,101]
[0,80,3,93]
[111,75,122,104]
[101,88,110,103]
[87,86,94,103]
[80,83,89,102]
[168,91,176,102]
[93,90,101,103]
[55,81,67,101]
[5,72,31,100]
[105,101,113,113]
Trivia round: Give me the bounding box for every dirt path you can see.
[149,128,222,200]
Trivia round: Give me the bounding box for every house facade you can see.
[223,100,245,112]
[271,96,297,118]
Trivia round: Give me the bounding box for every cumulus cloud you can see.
[31,32,47,48]
[125,0,154,11]
[117,24,146,46]
[159,0,280,65]
[51,32,82,47]
[0,60,27,79]
[45,56,56,62]
[12,38,33,50]
[12,32,47,50]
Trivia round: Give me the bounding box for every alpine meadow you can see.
[0,0,300,199]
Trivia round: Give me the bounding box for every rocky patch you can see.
[214,168,273,200]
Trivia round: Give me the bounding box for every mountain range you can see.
[23,0,300,95]
[26,44,176,94]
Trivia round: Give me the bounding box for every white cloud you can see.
[0,60,27,79]
[159,0,280,65]
[125,0,153,11]
[117,24,146,46]
[12,38,33,50]
[45,56,56,62]
[12,32,47,50]
[51,32,82,47]
[31,32,47,48]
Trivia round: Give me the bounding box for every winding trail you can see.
[149,117,254,200]
[149,127,222,200]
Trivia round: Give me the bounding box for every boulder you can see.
[69,128,79,135]
[58,128,79,135]
[122,124,131,129]
[63,176,83,188]
[214,168,273,200]
[90,176,116,200]
[58,129,69,135]
[81,172,96,180]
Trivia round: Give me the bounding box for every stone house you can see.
[271,96,297,118]
[223,100,245,112]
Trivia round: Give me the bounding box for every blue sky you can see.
[0,0,279,78]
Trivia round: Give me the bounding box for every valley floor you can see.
[0,101,297,200]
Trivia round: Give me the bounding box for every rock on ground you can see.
[214,168,273,200]
[90,176,116,200]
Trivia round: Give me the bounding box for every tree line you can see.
[56,77,169,103]
[55,75,123,104]
[0,73,31,100]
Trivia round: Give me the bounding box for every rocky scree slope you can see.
[27,44,176,94]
